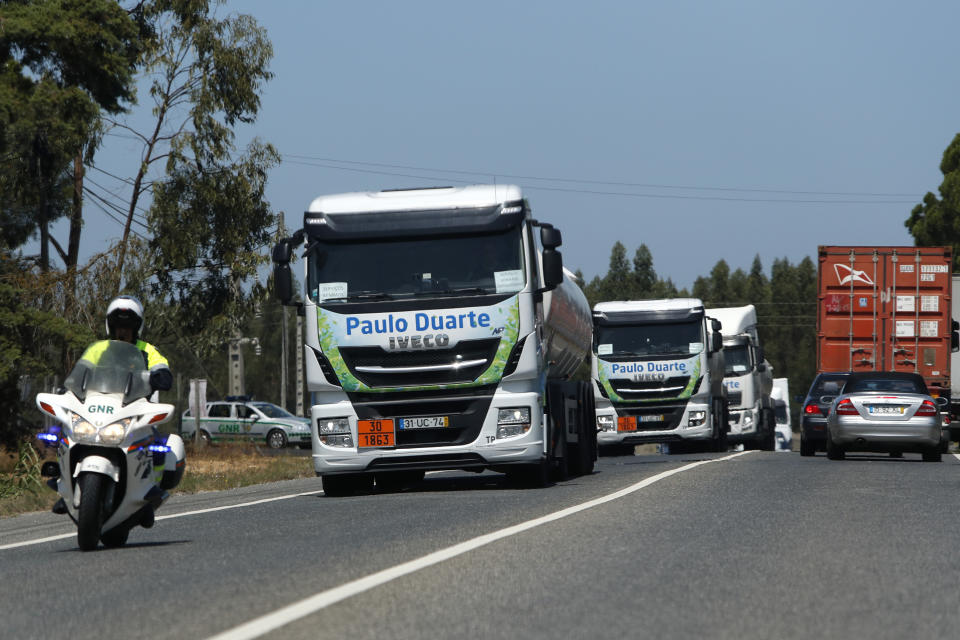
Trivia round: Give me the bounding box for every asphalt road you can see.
[2,449,960,640]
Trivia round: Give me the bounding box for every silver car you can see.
[824,372,945,462]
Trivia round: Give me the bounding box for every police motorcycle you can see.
[35,340,185,551]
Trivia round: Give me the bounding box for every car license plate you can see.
[357,419,395,448]
[617,416,638,432]
[869,406,905,415]
[639,414,665,422]
[398,416,450,430]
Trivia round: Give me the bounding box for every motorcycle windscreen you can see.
[65,340,152,405]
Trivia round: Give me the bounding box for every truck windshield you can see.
[596,321,703,357]
[307,227,525,302]
[724,345,751,375]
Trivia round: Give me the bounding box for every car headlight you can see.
[70,413,97,443]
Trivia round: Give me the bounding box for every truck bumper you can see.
[309,390,546,475]
[595,400,713,445]
[727,407,759,443]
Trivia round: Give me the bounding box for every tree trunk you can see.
[67,153,84,296]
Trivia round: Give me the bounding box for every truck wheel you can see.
[322,473,374,497]
[922,448,942,462]
[569,383,596,476]
[799,435,815,457]
[507,459,551,488]
[759,410,776,451]
[711,399,728,452]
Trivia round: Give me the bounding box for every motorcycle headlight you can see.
[70,413,97,443]
[99,419,131,445]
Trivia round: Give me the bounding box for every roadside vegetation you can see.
[0,442,313,519]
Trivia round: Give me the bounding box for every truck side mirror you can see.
[711,332,722,354]
[540,226,562,250]
[952,320,959,352]
[541,249,563,291]
[756,362,766,372]
[272,240,294,305]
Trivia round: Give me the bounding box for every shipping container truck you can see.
[592,299,727,454]
[951,273,960,441]
[818,246,958,443]
[271,185,597,495]
[706,305,775,450]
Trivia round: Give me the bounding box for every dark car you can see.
[799,372,851,456]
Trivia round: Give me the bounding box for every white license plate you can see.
[398,416,450,429]
[639,414,665,422]
[869,406,905,415]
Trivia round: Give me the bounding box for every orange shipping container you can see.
[818,245,953,397]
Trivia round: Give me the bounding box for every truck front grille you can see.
[611,376,690,398]
[339,338,501,388]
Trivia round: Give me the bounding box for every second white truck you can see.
[706,305,775,450]
[592,299,728,453]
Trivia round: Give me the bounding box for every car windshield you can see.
[64,340,152,404]
[307,227,525,302]
[596,320,703,357]
[252,402,296,419]
[844,377,927,394]
[810,375,849,398]
[724,345,750,375]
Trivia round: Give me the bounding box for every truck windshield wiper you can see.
[412,286,491,297]
[343,291,393,301]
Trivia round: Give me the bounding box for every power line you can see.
[283,154,920,200]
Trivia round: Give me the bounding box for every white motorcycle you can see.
[35,340,185,551]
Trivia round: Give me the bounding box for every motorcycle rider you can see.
[53,296,185,520]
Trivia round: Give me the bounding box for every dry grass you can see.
[0,442,314,519]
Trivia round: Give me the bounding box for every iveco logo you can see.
[388,334,451,349]
[632,373,666,382]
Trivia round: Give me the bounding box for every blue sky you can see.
[34,0,960,290]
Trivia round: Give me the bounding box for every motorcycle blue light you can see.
[37,433,59,443]
[148,444,171,453]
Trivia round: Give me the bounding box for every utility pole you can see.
[281,306,288,409]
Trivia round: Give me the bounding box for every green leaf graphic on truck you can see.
[316,296,521,393]
[598,356,701,404]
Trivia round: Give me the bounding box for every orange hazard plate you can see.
[617,416,638,432]
[357,419,395,448]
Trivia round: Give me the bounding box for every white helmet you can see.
[106,295,144,340]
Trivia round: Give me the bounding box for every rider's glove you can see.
[149,368,173,392]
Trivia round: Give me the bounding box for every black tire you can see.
[759,410,776,451]
[507,459,551,488]
[375,470,425,492]
[100,527,129,548]
[321,473,374,497]
[568,383,596,477]
[922,448,942,462]
[799,436,815,457]
[711,399,728,452]
[826,437,845,461]
[266,429,288,449]
[77,473,106,551]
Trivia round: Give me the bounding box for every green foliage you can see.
[905,133,960,268]
[0,441,43,499]
[581,243,686,307]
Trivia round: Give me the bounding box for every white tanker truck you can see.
[272,185,596,495]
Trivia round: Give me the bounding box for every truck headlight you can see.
[497,407,531,439]
[742,413,753,427]
[688,410,706,427]
[597,415,615,432]
[70,413,96,443]
[318,417,352,447]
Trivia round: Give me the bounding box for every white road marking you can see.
[953,453,960,462]
[0,490,323,551]
[206,450,754,640]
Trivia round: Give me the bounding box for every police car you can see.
[181,399,312,449]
